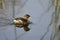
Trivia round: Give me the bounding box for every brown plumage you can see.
[13,14,31,31]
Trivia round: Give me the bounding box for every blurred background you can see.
[0,0,55,40]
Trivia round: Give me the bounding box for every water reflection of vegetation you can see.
[39,0,60,40]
